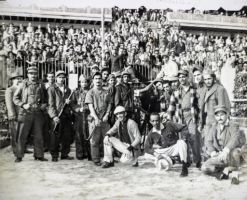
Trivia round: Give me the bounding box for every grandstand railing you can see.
[0,57,158,88]
[167,12,247,30]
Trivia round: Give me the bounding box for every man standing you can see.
[5,72,23,156]
[47,70,74,162]
[72,75,90,160]
[168,69,201,168]
[101,106,141,168]
[43,71,55,151]
[201,106,246,184]
[138,112,189,176]
[199,69,231,142]
[115,70,134,118]
[85,72,112,166]
[101,67,110,90]
[13,66,47,162]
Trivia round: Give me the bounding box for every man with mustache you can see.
[201,105,246,184]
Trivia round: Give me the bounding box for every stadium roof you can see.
[6,0,247,11]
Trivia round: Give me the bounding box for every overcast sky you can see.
[5,0,247,10]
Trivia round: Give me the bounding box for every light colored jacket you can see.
[5,85,18,119]
[206,121,246,154]
[107,118,141,148]
[200,83,231,127]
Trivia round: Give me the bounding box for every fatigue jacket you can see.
[13,80,47,118]
[47,84,72,119]
[115,83,134,112]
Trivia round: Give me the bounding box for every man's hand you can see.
[79,107,84,112]
[127,145,134,152]
[40,104,47,111]
[102,114,109,122]
[95,118,101,126]
[210,151,218,158]
[65,98,71,104]
[53,116,60,124]
[8,116,16,121]
[103,135,110,146]
[218,151,228,162]
[74,108,80,113]
[23,104,30,110]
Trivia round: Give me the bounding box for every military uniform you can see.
[47,83,73,160]
[72,87,90,159]
[13,73,47,160]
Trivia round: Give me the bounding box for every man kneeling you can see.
[201,105,246,184]
[138,112,189,177]
[102,106,141,168]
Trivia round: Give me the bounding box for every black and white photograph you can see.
[0,0,247,199]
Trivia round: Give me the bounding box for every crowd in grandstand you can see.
[1,6,247,184]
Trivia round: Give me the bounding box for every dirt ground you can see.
[0,146,247,200]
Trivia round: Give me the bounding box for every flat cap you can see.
[55,70,66,77]
[27,66,38,73]
[178,69,189,76]
[214,105,228,114]
[91,64,99,69]
[114,106,126,115]
[121,70,131,76]
[9,72,23,79]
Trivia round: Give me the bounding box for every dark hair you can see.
[150,112,160,119]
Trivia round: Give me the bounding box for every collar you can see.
[151,123,164,133]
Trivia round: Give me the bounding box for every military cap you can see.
[121,70,131,76]
[178,69,189,76]
[91,64,99,69]
[55,70,66,77]
[202,69,214,76]
[92,71,102,79]
[9,72,23,80]
[214,105,228,114]
[108,74,116,80]
[27,66,38,73]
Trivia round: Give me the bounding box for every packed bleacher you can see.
[0,6,247,183]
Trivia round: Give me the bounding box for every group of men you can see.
[5,62,246,183]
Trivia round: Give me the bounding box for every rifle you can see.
[52,90,74,134]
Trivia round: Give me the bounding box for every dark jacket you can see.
[144,121,188,155]
[13,80,47,118]
[47,84,72,119]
